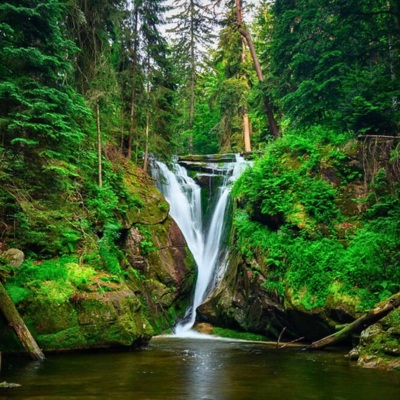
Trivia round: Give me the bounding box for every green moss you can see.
[37,327,87,351]
[232,126,400,314]
[211,327,269,342]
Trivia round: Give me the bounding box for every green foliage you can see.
[233,126,348,230]
[5,256,96,305]
[137,225,156,256]
[265,0,400,133]
[211,327,269,342]
[233,126,400,310]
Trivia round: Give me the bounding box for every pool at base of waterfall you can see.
[1,337,399,400]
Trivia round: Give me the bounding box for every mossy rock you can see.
[123,165,169,226]
[25,302,79,335]
[37,327,87,351]
[353,310,400,371]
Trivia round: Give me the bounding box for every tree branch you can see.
[307,293,400,350]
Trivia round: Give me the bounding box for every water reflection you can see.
[1,337,400,400]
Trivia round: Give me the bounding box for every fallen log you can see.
[0,283,44,360]
[307,293,400,350]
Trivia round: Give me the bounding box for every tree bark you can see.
[307,293,400,350]
[243,107,251,152]
[96,101,102,187]
[0,283,44,360]
[143,112,150,173]
[188,0,195,154]
[235,0,280,139]
[128,5,139,161]
[143,56,150,173]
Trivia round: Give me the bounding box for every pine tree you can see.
[268,0,400,133]
[169,0,216,153]
[0,0,89,179]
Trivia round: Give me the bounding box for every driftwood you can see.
[0,283,44,360]
[307,293,400,350]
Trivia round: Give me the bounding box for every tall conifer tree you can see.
[169,0,216,153]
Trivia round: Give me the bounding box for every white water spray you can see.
[152,155,248,335]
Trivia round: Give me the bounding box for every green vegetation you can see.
[233,126,400,310]
[211,327,269,342]
[5,257,97,305]
[0,0,399,358]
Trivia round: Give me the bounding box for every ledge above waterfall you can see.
[177,154,236,174]
[178,154,237,163]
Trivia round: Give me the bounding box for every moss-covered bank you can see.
[0,161,195,353]
[198,127,400,370]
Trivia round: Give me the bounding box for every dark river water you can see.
[1,336,399,400]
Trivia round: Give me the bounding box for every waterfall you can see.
[152,155,248,335]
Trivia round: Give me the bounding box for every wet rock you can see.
[0,381,21,388]
[351,310,400,371]
[178,154,237,163]
[123,167,169,227]
[198,255,294,339]
[11,278,154,352]
[194,322,214,335]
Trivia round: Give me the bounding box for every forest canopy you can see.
[0,0,399,275]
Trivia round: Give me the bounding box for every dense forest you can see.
[0,0,399,368]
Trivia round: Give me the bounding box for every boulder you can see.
[1,249,24,268]
[351,309,400,371]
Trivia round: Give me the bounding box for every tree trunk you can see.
[128,5,139,161]
[96,101,102,187]
[235,0,280,138]
[0,283,44,360]
[120,105,124,154]
[243,107,251,152]
[143,112,150,173]
[188,0,196,154]
[143,56,150,173]
[307,293,400,350]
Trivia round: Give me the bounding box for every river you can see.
[1,336,399,399]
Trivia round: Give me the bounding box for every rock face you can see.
[0,164,196,353]
[198,254,355,342]
[198,136,400,372]
[198,254,290,338]
[351,310,400,371]
[28,281,153,351]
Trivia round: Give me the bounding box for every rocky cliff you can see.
[197,132,400,370]
[0,163,195,353]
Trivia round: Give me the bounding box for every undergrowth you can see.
[5,256,97,305]
[232,126,400,310]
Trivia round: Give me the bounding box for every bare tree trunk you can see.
[128,5,139,160]
[188,0,196,154]
[0,283,44,361]
[243,107,251,152]
[235,0,280,138]
[241,37,251,152]
[143,56,151,173]
[96,101,102,187]
[120,106,124,153]
[307,293,400,350]
[143,113,150,173]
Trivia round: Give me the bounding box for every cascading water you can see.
[152,155,248,335]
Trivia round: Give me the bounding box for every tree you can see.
[0,0,89,180]
[213,0,280,138]
[169,0,216,153]
[268,0,400,134]
[137,0,170,170]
